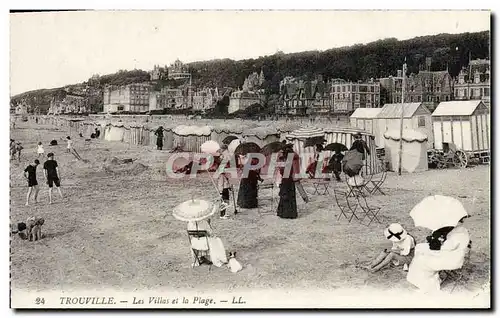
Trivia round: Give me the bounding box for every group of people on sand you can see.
[362,217,471,293]
[23,152,64,206]
[214,142,300,220]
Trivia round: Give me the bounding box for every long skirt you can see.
[276,178,298,219]
[156,137,163,149]
[237,178,258,208]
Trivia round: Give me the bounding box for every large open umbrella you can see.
[324,142,348,152]
[260,141,285,157]
[173,199,219,222]
[222,135,239,145]
[410,195,469,231]
[304,136,327,148]
[234,142,261,156]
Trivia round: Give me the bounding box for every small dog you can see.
[227,251,242,273]
[11,222,27,235]
[26,217,45,241]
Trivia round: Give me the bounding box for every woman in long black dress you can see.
[237,158,262,209]
[276,146,298,219]
[155,126,164,150]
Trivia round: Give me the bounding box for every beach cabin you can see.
[431,100,490,160]
[376,103,433,149]
[383,129,429,173]
[350,108,382,136]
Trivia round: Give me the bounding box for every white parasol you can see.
[173,198,220,222]
[200,140,221,156]
[227,139,241,154]
[409,195,469,231]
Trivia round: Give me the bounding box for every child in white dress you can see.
[66,136,73,153]
[37,142,44,158]
[364,223,415,272]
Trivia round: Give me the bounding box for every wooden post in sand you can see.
[398,60,407,176]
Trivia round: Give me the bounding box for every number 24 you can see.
[35,297,45,305]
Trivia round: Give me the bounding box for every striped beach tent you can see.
[285,127,326,173]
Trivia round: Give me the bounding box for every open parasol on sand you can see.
[410,195,469,231]
[222,135,239,145]
[173,198,219,222]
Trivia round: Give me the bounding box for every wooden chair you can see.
[257,181,278,215]
[441,240,473,293]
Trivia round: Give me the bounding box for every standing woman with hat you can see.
[155,126,164,150]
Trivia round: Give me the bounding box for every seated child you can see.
[364,223,415,272]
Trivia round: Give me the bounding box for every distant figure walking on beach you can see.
[155,126,164,150]
[15,142,23,163]
[95,127,101,138]
[43,153,63,204]
[66,136,73,153]
[24,159,40,206]
[37,142,44,158]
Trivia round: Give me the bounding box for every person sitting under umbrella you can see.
[187,216,228,268]
[406,196,471,292]
[175,199,229,268]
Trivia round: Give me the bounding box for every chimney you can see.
[426,57,432,71]
[397,70,402,78]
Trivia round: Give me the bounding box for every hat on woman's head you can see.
[384,223,408,242]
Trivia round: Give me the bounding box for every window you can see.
[455,89,458,96]
[410,96,414,102]
[117,106,124,111]
[342,86,346,92]
[418,116,426,127]
[445,95,449,101]
[428,96,432,102]
[355,94,360,101]
[436,96,440,102]
[417,96,422,102]
[485,87,490,96]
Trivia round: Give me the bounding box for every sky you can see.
[10,10,490,96]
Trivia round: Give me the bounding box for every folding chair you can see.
[355,193,382,226]
[257,182,278,215]
[187,229,213,271]
[345,174,372,198]
[365,169,387,195]
[441,240,472,293]
[311,176,332,195]
[333,187,360,223]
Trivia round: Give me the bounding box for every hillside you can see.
[11,31,490,113]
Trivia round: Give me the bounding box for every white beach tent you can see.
[383,129,429,173]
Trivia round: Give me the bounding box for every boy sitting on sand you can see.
[363,223,415,272]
